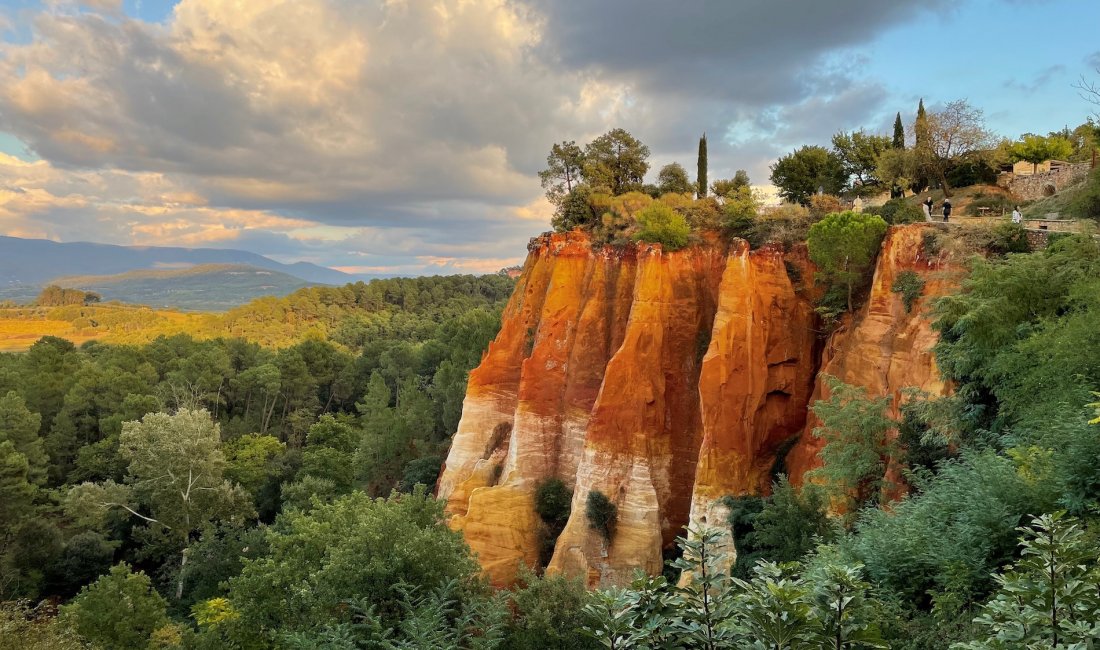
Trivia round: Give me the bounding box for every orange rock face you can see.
[785,224,961,489]
[439,224,958,587]
[684,242,819,551]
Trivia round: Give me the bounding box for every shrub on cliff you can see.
[535,478,572,527]
[633,202,690,250]
[891,270,925,313]
[585,490,617,541]
[807,210,888,312]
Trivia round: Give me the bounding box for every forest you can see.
[3,123,1100,648]
[4,223,1099,649]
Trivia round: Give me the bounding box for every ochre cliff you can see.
[784,224,960,489]
[438,224,958,587]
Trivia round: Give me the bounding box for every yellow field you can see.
[0,304,216,352]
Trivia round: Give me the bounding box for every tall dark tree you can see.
[914,99,930,192]
[892,112,905,149]
[697,133,708,198]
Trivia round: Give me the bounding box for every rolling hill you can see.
[0,235,356,287]
[50,264,316,311]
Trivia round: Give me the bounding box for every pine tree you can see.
[697,133,708,198]
[892,112,905,149]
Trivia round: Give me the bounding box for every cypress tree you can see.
[697,133,708,198]
[892,112,905,149]
[914,100,928,148]
[914,100,929,192]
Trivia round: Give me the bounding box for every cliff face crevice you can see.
[438,224,956,587]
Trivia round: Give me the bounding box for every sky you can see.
[0,0,1097,276]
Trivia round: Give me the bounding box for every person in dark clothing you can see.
[924,197,933,220]
[942,198,952,222]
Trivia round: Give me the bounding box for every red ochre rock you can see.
[437,224,957,587]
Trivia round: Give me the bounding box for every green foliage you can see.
[746,478,835,570]
[0,391,45,485]
[586,490,618,542]
[539,140,585,208]
[697,134,708,198]
[808,377,897,517]
[832,129,892,194]
[720,185,762,244]
[633,202,691,250]
[582,527,883,649]
[0,601,87,650]
[1009,133,1075,174]
[770,145,847,204]
[932,235,1100,428]
[872,198,925,224]
[1070,165,1100,220]
[224,488,482,645]
[284,579,507,650]
[657,162,694,196]
[891,270,926,313]
[953,512,1100,648]
[502,569,591,650]
[710,170,751,198]
[893,112,905,150]
[844,449,1055,607]
[61,563,169,650]
[552,185,599,232]
[399,454,443,492]
[535,478,572,527]
[582,129,651,196]
[807,211,888,311]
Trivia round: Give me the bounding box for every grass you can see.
[1020,176,1091,220]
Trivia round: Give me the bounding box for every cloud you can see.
[1003,64,1066,95]
[1087,51,1100,70]
[0,0,961,273]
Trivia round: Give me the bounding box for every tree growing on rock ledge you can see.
[807,211,888,313]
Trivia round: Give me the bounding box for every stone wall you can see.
[1006,162,1091,203]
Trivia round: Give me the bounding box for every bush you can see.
[891,270,925,313]
[60,563,169,650]
[633,202,691,250]
[1070,166,1100,220]
[502,569,590,650]
[756,203,813,248]
[535,478,572,527]
[808,193,843,219]
[877,198,925,224]
[585,490,617,541]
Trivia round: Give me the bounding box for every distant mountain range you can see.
[0,235,366,309]
[0,235,355,285]
[50,264,315,311]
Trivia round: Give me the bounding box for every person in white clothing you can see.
[1011,206,1022,224]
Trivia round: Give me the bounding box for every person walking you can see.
[922,197,933,220]
[941,198,952,222]
[1012,206,1022,224]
